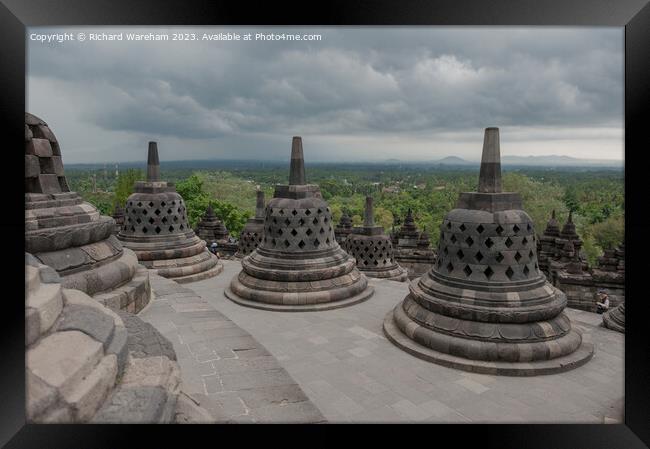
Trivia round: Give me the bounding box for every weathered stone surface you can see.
[25,112,151,312]
[344,197,408,282]
[25,308,41,347]
[55,304,115,350]
[228,137,373,310]
[25,154,41,178]
[236,190,266,257]
[117,141,222,283]
[384,128,593,375]
[174,391,214,423]
[26,138,53,157]
[62,354,118,421]
[112,203,125,234]
[334,212,353,245]
[119,355,181,399]
[25,258,174,423]
[26,369,59,420]
[393,209,436,279]
[603,301,625,333]
[118,310,177,361]
[27,330,104,394]
[93,386,171,423]
[195,204,229,244]
[141,272,325,423]
[26,281,62,338]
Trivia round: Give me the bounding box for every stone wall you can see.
[554,273,597,312]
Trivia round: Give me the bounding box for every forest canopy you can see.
[66,164,623,267]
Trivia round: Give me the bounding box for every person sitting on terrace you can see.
[596,290,610,314]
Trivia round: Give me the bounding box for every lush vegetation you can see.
[66,164,623,267]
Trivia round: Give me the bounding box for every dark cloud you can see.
[27,27,623,163]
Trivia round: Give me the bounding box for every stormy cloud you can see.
[27,27,623,163]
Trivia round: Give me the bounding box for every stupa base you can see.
[170,261,224,284]
[602,305,625,333]
[393,256,436,280]
[142,251,223,283]
[224,285,374,312]
[383,305,594,376]
[92,265,151,313]
[361,266,409,282]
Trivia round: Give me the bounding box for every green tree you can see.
[374,206,394,230]
[84,192,114,216]
[590,215,624,251]
[562,186,580,213]
[114,169,144,209]
[176,174,249,234]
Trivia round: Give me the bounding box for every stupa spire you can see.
[289,136,306,185]
[364,196,375,227]
[146,141,160,182]
[478,127,502,193]
[255,189,265,218]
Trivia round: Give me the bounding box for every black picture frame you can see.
[2,1,648,447]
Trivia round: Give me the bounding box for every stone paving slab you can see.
[187,260,624,423]
[137,273,326,423]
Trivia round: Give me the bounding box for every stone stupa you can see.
[112,203,125,235]
[393,209,437,279]
[25,112,150,313]
[195,204,229,245]
[383,127,594,375]
[236,188,266,258]
[344,197,408,282]
[537,210,560,277]
[117,142,223,283]
[603,302,625,333]
[226,136,374,311]
[599,242,625,333]
[334,212,353,245]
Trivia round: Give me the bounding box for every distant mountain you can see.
[434,156,475,166]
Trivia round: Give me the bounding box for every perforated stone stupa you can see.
[236,189,266,257]
[334,212,353,245]
[393,209,437,279]
[25,112,150,313]
[195,204,229,244]
[226,136,374,311]
[344,197,408,281]
[383,127,594,375]
[117,142,223,283]
[537,210,560,276]
[112,203,125,235]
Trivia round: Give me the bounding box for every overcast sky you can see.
[27,27,623,164]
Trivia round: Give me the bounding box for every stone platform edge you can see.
[224,285,374,312]
[383,305,595,377]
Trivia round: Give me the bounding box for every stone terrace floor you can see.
[170,259,624,423]
[139,272,325,423]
